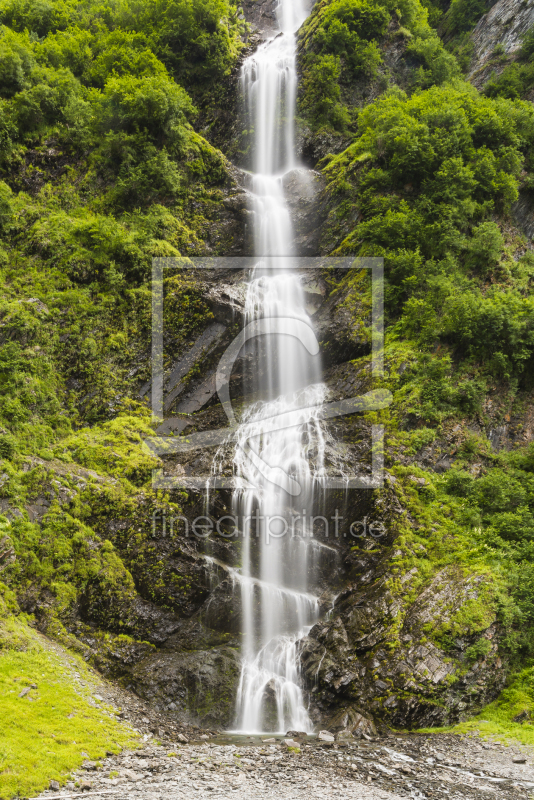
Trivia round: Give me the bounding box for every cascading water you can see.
[229,0,327,733]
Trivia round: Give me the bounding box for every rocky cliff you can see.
[468,0,534,88]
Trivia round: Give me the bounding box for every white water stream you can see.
[230,0,326,733]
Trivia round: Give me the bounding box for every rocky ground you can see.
[34,727,534,800]
[33,619,533,800]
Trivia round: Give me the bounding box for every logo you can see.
[145,257,391,491]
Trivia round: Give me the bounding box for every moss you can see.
[0,619,137,800]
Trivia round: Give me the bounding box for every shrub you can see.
[474,470,527,513]
[444,469,475,497]
[0,181,13,232]
[87,30,168,88]
[300,55,350,130]
[0,434,15,459]
[98,74,195,145]
[465,221,504,272]
[0,27,34,97]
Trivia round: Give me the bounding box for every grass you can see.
[421,666,534,749]
[0,619,137,799]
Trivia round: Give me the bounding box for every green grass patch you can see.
[0,621,137,799]
[421,667,534,748]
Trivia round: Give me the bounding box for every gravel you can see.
[33,730,534,800]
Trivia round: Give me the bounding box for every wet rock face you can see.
[282,168,329,255]
[513,190,534,243]
[294,125,351,169]
[131,646,241,727]
[468,0,534,88]
[127,258,512,731]
[242,0,280,35]
[300,558,506,730]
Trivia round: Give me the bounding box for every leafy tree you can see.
[98,74,195,145]
[0,26,35,97]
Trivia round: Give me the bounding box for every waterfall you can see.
[230,0,326,734]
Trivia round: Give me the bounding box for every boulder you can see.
[327,707,377,739]
[317,730,335,742]
[283,738,301,749]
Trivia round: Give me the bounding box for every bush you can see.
[465,221,504,272]
[98,74,194,145]
[107,148,182,208]
[474,470,527,513]
[0,434,15,459]
[87,30,168,88]
[483,26,534,100]
[444,469,475,497]
[11,66,83,134]
[0,0,78,36]
[0,27,35,97]
[0,180,13,232]
[313,0,388,76]
[441,0,487,38]
[439,290,534,379]
[300,55,350,130]
[144,0,243,83]
[34,27,93,77]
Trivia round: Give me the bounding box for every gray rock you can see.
[317,730,335,742]
[283,738,301,748]
[468,0,534,88]
[131,647,241,727]
[329,708,377,739]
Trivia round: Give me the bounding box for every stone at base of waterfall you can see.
[283,738,301,749]
[263,737,277,743]
[326,707,378,739]
[317,730,335,742]
[336,729,354,741]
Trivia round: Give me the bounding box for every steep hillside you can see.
[1,0,534,789]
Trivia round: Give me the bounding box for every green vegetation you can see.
[322,84,534,385]
[0,1,239,787]
[0,607,136,798]
[484,27,534,100]
[298,0,458,131]
[0,0,534,773]
[295,0,534,743]
[421,666,534,747]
